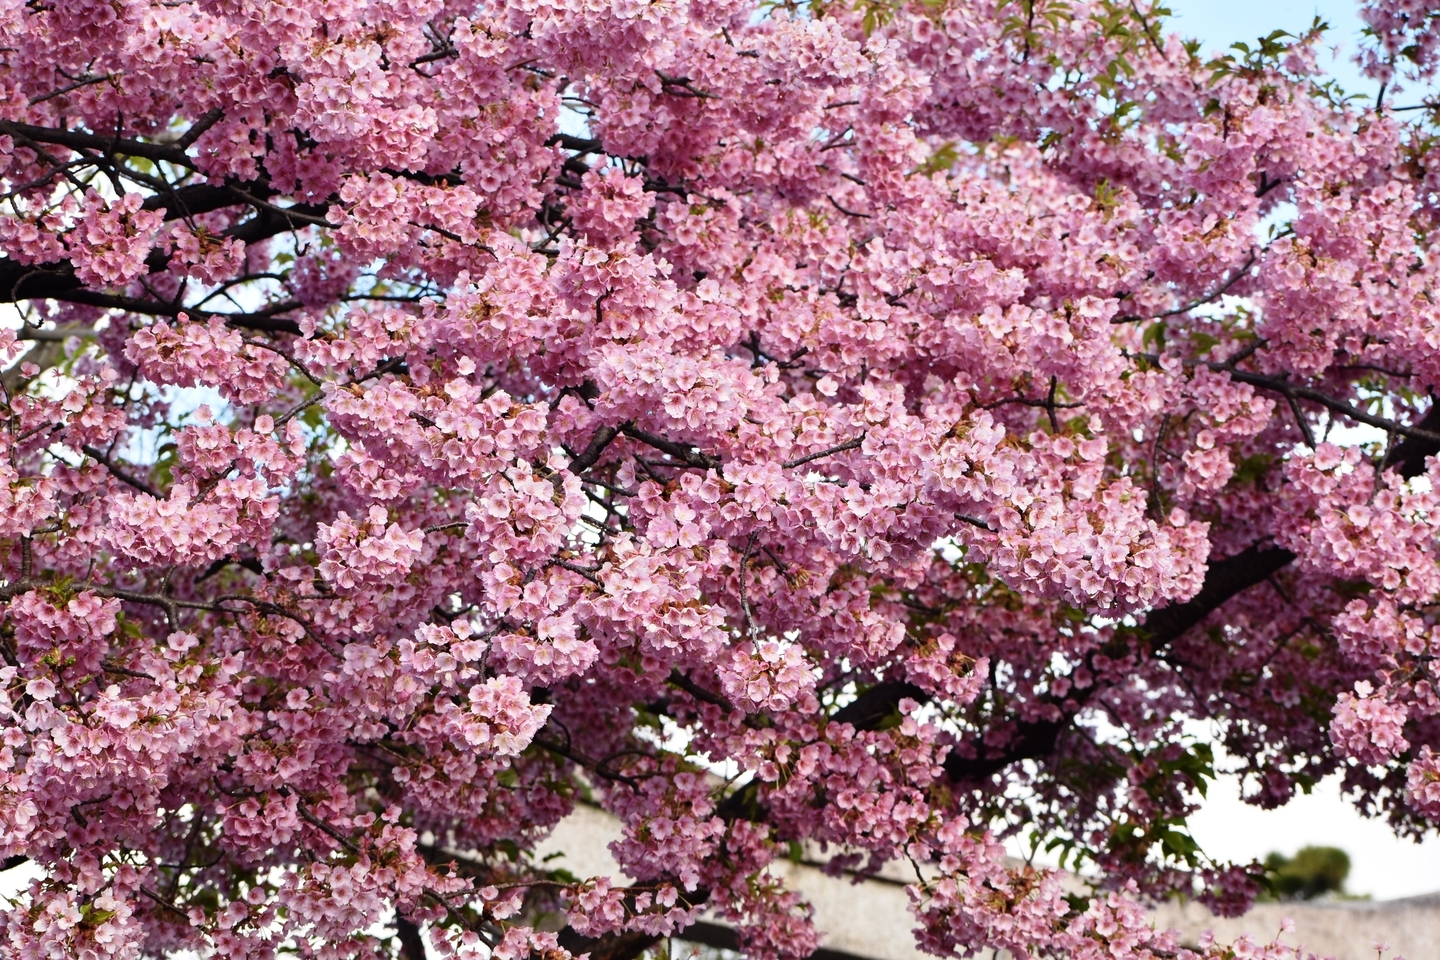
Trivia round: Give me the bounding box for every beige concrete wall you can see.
[1155,895,1440,960]
[536,805,1440,960]
[535,804,931,960]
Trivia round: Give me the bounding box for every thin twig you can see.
[28,74,117,106]
[1132,351,1440,446]
[737,533,759,638]
[549,559,602,585]
[782,433,866,469]
[1284,393,1317,448]
[1111,249,1258,324]
[81,444,161,498]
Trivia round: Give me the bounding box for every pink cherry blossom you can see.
[1,2,1437,960]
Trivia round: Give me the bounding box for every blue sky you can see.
[1167,0,1374,95]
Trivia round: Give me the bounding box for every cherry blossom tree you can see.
[3,0,1440,958]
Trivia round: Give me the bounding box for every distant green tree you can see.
[1262,847,1351,901]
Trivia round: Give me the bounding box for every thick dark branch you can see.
[556,927,668,960]
[137,179,281,218]
[1140,543,1296,649]
[942,719,1063,783]
[1,182,328,313]
[1,261,80,304]
[16,324,94,342]
[546,133,605,153]
[825,679,1063,783]
[1384,403,1440,479]
[568,424,621,474]
[830,680,926,729]
[946,544,1296,780]
[56,290,304,335]
[826,543,1298,785]
[619,424,721,470]
[667,670,735,711]
[224,185,336,229]
[194,554,265,583]
[0,120,194,168]
[222,201,332,246]
[395,916,428,960]
[176,107,225,150]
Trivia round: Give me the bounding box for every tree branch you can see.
[81,444,161,498]
[1112,250,1257,324]
[824,542,1298,784]
[1383,403,1440,478]
[0,119,195,168]
[1139,543,1296,650]
[556,927,670,960]
[568,423,622,474]
[395,916,428,960]
[830,680,926,729]
[0,174,329,310]
[619,424,721,470]
[57,290,303,334]
[1133,350,1440,448]
[782,433,866,469]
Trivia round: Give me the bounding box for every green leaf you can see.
[915,140,959,177]
[1142,320,1166,351]
[1233,453,1275,485]
[1189,331,1220,354]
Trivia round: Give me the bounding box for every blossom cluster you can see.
[2,2,1438,960]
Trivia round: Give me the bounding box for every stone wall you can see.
[537,805,1440,960]
[1154,895,1440,960]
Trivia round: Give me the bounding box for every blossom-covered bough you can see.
[3,0,1440,957]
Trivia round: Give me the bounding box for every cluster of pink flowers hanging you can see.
[2,0,1440,958]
